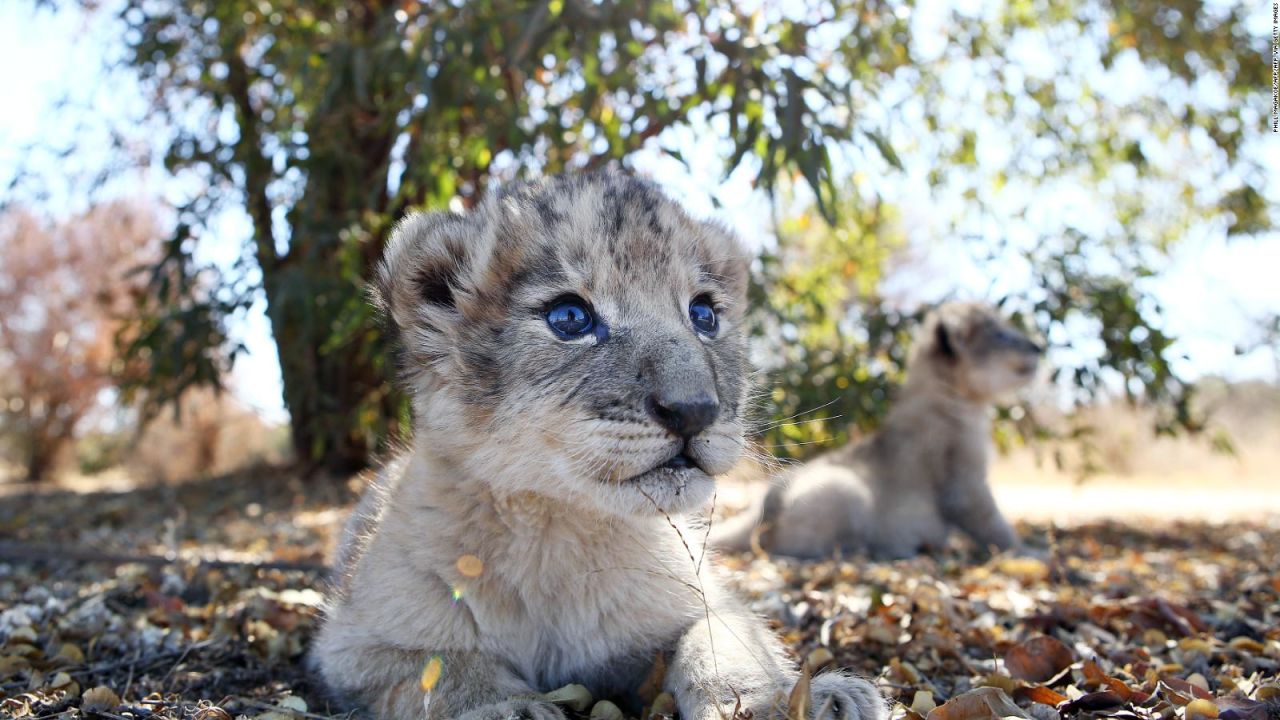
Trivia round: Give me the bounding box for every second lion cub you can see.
[711,302,1043,559]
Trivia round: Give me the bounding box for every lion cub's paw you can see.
[455,699,567,720]
[807,674,888,720]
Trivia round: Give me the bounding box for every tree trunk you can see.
[264,267,384,475]
[237,10,405,475]
[23,436,56,483]
[265,141,400,475]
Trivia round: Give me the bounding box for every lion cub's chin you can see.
[599,466,718,517]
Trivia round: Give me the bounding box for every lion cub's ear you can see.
[934,320,958,359]
[374,210,486,370]
[931,307,971,360]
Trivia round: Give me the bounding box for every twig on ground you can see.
[123,646,141,701]
[0,541,327,573]
[69,642,215,680]
[230,696,356,720]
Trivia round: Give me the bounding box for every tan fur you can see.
[711,302,1042,559]
[312,174,887,720]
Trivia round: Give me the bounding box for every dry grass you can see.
[991,381,1280,524]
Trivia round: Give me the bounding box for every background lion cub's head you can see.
[918,301,1043,401]
[376,173,751,515]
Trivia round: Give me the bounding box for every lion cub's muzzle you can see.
[630,333,728,476]
[640,334,722,436]
[646,391,719,437]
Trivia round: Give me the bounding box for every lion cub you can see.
[711,302,1042,560]
[313,174,886,720]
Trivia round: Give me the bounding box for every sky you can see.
[1,1,1278,425]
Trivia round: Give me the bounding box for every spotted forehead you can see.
[491,176,747,308]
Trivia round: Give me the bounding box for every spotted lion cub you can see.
[312,174,886,720]
[711,302,1043,560]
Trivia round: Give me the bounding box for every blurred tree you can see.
[0,201,161,482]
[97,0,908,472]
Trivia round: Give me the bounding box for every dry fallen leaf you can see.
[926,687,1029,720]
[193,704,234,720]
[590,700,625,720]
[1058,691,1128,715]
[1079,660,1145,702]
[256,694,308,720]
[7,626,38,644]
[47,671,80,699]
[977,673,1020,694]
[542,684,593,713]
[806,647,835,673]
[1003,636,1074,682]
[911,690,937,715]
[789,658,813,720]
[0,655,30,676]
[637,651,667,704]
[1185,698,1219,719]
[1014,686,1067,707]
[1163,677,1215,702]
[648,691,676,719]
[1186,674,1210,693]
[1215,695,1271,720]
[1228,637,1265,653]
[53,643,85,665]
[81,686,122,713]
[995,557,1049,582]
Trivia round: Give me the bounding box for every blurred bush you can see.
[74,429,134,477]
[58,390,288,484]
[130,388,290,484]
[0,201,162,482]
[749,186,912,457]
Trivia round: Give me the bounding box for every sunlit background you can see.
[1,3,1279,718]
[0,0,1277,500]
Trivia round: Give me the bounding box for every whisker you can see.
[757,438,835,449]
[751,397,843,433]
[753,413,845,435]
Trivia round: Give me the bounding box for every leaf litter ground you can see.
[0,470,1276,720]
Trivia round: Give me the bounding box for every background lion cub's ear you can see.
[929,305,970,361]
[373,210,485,371]
[934,320,958,359]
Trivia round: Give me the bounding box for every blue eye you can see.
[545,296,595,339]
[689,296,718,336]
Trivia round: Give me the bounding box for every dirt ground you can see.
[712,448,1280,528]
[0,465,1276,720]
[989,465,1280,525]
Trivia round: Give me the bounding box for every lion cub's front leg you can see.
[316,637,564,720]
[665,604,886,720]
[454,699,565,720]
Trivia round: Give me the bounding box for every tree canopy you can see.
[14,0,1273,472]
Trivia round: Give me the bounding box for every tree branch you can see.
[224,43,281,272]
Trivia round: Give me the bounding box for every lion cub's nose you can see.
[647,392,720,438]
